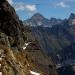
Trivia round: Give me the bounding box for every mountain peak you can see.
[31,13,44,20]
[69,13,75,20]
[33,13,43,17]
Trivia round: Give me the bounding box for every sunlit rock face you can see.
[0,0,58,75]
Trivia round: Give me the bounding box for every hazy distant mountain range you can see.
[24,13,75,65]
[23,13,75,75]
[24,13,75,27]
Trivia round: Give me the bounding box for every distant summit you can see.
[25,13,50,27]
[68,13,75,25]
[69,13,75,20]
[31,13,44,19]
[24,13,75,27]
[24,13,63,27]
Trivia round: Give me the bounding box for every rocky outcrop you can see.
[0,0,25,50]
[0,0,58,75]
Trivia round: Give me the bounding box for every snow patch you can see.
[22,42,31,50]
[30,70,41,75]
[0,72,2,75]
[0,64,1,67]
[0,58,2,61]
[23,47,26,50]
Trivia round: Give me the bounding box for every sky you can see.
[7,0,75,21]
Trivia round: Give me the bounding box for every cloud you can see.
[7,0,13,5]
[6,0,37,13]
[25,5,37,12]
[13,2,37,13]
[56,2,69,8]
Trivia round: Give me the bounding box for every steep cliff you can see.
[0,0,57,75]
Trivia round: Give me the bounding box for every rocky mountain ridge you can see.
[23,12,75,66]
[0,0,58,75]
[24,13,75,27]
[23,13,75,75]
